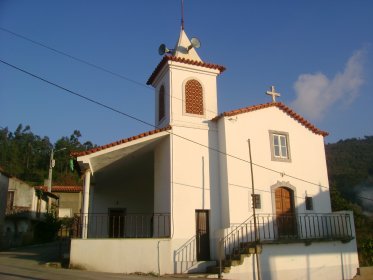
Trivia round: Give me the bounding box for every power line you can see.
[0,27,150,90]
[0,59,152,128]
[2,58,371,203]
[169,181,373,203]
[0,27,219,115]
[0,58,335,189]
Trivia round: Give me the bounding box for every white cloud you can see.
[291,49,365,120]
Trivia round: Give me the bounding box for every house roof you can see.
[35,186,83,193]
[213,102,329,137]
[34,187,59,199]
[146,55,226,85]
[71,125,172,158]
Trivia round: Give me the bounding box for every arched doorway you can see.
[275,187,297,237]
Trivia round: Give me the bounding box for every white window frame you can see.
[269,130,291,162]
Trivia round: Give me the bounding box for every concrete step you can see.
[206,265,230,274]
[353,267,373,280]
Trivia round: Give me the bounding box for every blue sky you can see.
[0,0,372,145]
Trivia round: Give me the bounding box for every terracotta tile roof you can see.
[213,102,329,137]
[35,186,83,193]
[71,125,172,157]
[147,55,226,85]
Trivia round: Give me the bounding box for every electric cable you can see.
[1,58,372,204]
[0,27,219,115]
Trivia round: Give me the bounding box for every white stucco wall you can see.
[8,177,34,209]
[91,152,154,215]
[170,124,223,260]
[225,240,359,280]
[70,238,173,274]
[217,107,332,225]
[154,137,171,214]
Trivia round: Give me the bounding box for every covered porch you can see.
[73,127,172,239]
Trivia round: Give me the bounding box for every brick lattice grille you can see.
[159,85,165,121]
[185,79,203,115]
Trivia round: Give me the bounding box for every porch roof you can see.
[72,125,171,173]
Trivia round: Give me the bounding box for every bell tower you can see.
[147,29,225,129]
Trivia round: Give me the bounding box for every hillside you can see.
[0,124,95,186]
[326,136,373,216]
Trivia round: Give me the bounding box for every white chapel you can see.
[70,26,359,280]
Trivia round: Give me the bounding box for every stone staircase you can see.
[206,242,261,274]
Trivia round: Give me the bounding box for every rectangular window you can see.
[269,131,291,162]
[252,194,261,209]
[305,196,313,211]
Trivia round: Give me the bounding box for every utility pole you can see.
[248,139,262,280]
[47,147,66,211]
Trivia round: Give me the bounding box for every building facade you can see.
[70,28,359,279]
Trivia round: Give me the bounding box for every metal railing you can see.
[174,235,197,273]
[175,235,197,262]
[220,212,354,263]
[73,213,171,238]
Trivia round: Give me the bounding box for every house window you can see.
[185,79,204,115]
[305,196,313,211]
[252,194,261,209]
[158,85,165,121]
[269,131,291,162]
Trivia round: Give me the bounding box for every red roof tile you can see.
[71,125,172,157]
[147,55,226,85]
[213,102,329,137]
[35,186,83,193]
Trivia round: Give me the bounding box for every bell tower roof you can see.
[146,29,225,86]
[171,29,202,62]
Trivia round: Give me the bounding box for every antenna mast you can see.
[181,0,185,30]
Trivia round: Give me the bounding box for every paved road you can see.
[0,242,207,280]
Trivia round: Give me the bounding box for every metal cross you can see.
[266,86,281,102]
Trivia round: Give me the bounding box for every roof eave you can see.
[146,55,226,86]
[213,102,329,137]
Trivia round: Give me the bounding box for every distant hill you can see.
[325,136,373,216]
[0,124,95,186]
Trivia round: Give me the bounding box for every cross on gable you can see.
[266,86,281,102]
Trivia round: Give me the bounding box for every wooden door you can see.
[196,210,210,261]
[275,187,297,237]
[109,209,125,238]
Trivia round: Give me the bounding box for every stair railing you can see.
[218,215,255,278]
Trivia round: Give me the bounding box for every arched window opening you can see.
[185,79,203,115]
[159,85,165,121]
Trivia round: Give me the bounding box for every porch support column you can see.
[82,169,91,239]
